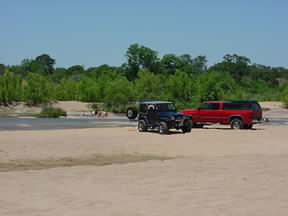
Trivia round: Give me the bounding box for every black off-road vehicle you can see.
[127,100,193,134]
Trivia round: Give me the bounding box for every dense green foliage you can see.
[0,71,22,105]
[281,87,288,108]
[38,107,67,118]
[1,43,288,111]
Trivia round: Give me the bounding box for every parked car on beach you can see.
[127,100,193,134]
[180,100,262,129]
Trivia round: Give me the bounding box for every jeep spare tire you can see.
[126,107,137,120]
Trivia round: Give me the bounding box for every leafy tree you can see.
[0,64,5,75]
[67,65,85,77]
[177,54,208,75]
[0,71,22,105]
[20,54,55,76]
[21,59,46,75]
[166,71,195,102]
[134,69,166,99]
[24,73,54,105]
[161,54,184,75]
[78,77,102,102]
[160,54,208,75]
[248,64,281,87]
[191,55,208,74]
[86,66,106,78]
[103,77,135,112]
[125,43,159,80]
[35,54,55,76]
[8,65,28,77]
[53,67,68,81]
[87,65,124,80]
[197,71,237,101]
[55,79,79,101]
[210,54,251,81]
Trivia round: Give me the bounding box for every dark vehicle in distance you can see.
[127,100,193,134]
[181,100,262,129]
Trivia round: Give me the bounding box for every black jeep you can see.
[128,100,193,134]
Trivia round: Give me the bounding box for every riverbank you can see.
[0,101,287,119]
[0,101,91,117]
[0,101,124,119]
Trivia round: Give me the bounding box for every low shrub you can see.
[89,103,99,111]
[38,107,67,118]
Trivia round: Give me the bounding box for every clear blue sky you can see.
[1,0,287,68]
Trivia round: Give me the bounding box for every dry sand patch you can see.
[1,155,288,216]
[1,125,288,216]
[1,125,288,162]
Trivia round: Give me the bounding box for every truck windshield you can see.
[158,103,176,112]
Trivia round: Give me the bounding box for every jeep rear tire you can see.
[138,120,147,132]
[159,121,169,135]
[127,107,137,120]
[182,119,192,133]
[230,118,244,129]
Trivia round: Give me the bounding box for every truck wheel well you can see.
[230,116,243,121]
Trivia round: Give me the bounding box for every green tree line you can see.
[1,44,288,111]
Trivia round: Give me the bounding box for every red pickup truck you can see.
[180,101,262,129]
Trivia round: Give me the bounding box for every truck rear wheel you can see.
[230,118,244,129]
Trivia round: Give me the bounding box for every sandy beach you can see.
[1,124,288,216]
